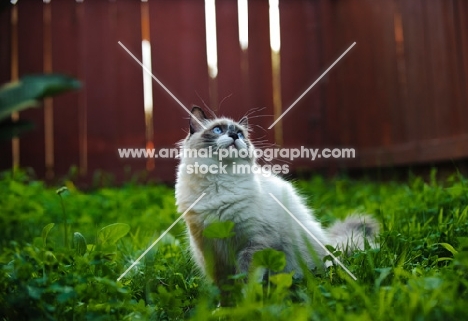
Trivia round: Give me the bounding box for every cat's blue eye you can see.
[212,126,222,134]
[238,132,244,140]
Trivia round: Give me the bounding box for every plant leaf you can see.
[437,242,458,256]
[202,221,235,239]
[41,223,55,248]
[0,74,81,121]
[269,272,293,289]
[97,223,130,245]
[252,248,286,272]
[72,232,87,256]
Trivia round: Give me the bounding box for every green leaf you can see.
[72,232,87,256]
[56,287,76,303]
[0,74,81,121]
[9,180,26,195]
[41,223,55,248]
[27,286,43,300]
[252,248,286,272]
[97,223,130,245]
[269,272,293,288]
[203,221,235,239]
[456,237,468,251]
[44,250,57,265]
[437,243,458,256]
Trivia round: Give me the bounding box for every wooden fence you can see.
[0,0,467,183]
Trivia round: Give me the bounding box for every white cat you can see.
[175,107,378,287]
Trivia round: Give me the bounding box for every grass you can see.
[0,169,467,320]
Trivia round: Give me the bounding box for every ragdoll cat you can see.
[175,106,379,288]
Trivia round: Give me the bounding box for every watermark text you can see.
[117,146,355,162]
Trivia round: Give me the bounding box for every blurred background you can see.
[0,0,467,184]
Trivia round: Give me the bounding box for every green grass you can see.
[0,169,467,320]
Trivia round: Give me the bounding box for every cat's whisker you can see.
[251,124,268,133]
[244,114,274,119]
[194,92,217,119]
[251,145,274,150]
[243,107,260,115]
[250,141,278,147]
[249,138,270,143]
[218,94,233,113]
[241,107,265,119]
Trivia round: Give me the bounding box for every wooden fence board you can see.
[346,0,383,150]
[78,0,147,183]
[327,0,355,148]
[17,0,45,177]
[440,0,464,137]
[368,0,399,147]
[460,0,468,127]
[449,0,468,133]
[424,0,457,138]
[320,0,339,151]
[0,6,12,170]
[351,0,379,149]
[458,0,468,121]
[215,0,245,121]
[0,6,10,85]
[388,3,407,146]
[399,0,432,142]
[149,0,210,181]
[113,0,146,178]
[248,0,274,145]
[50,0,80,177]
[81,1,117,177]
[279,0,322,150]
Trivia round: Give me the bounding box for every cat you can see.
[175,106,379,289]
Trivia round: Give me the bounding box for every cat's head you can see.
[181,106,253,163]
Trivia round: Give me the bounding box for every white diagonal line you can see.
[268,193,357,281]
[117,193,206,281]
[268,42,356,129]
[118,41,206,130]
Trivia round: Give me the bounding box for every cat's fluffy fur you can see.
[175,107,379,284]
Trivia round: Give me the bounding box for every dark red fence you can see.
[0,0,467,183]
[324,0,468,168]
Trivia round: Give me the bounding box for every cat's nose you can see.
[228,132,239,141]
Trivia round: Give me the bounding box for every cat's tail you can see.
[327,214,380,254]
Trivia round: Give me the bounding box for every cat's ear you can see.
[239,116,248,127]
[190,106,207,134]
